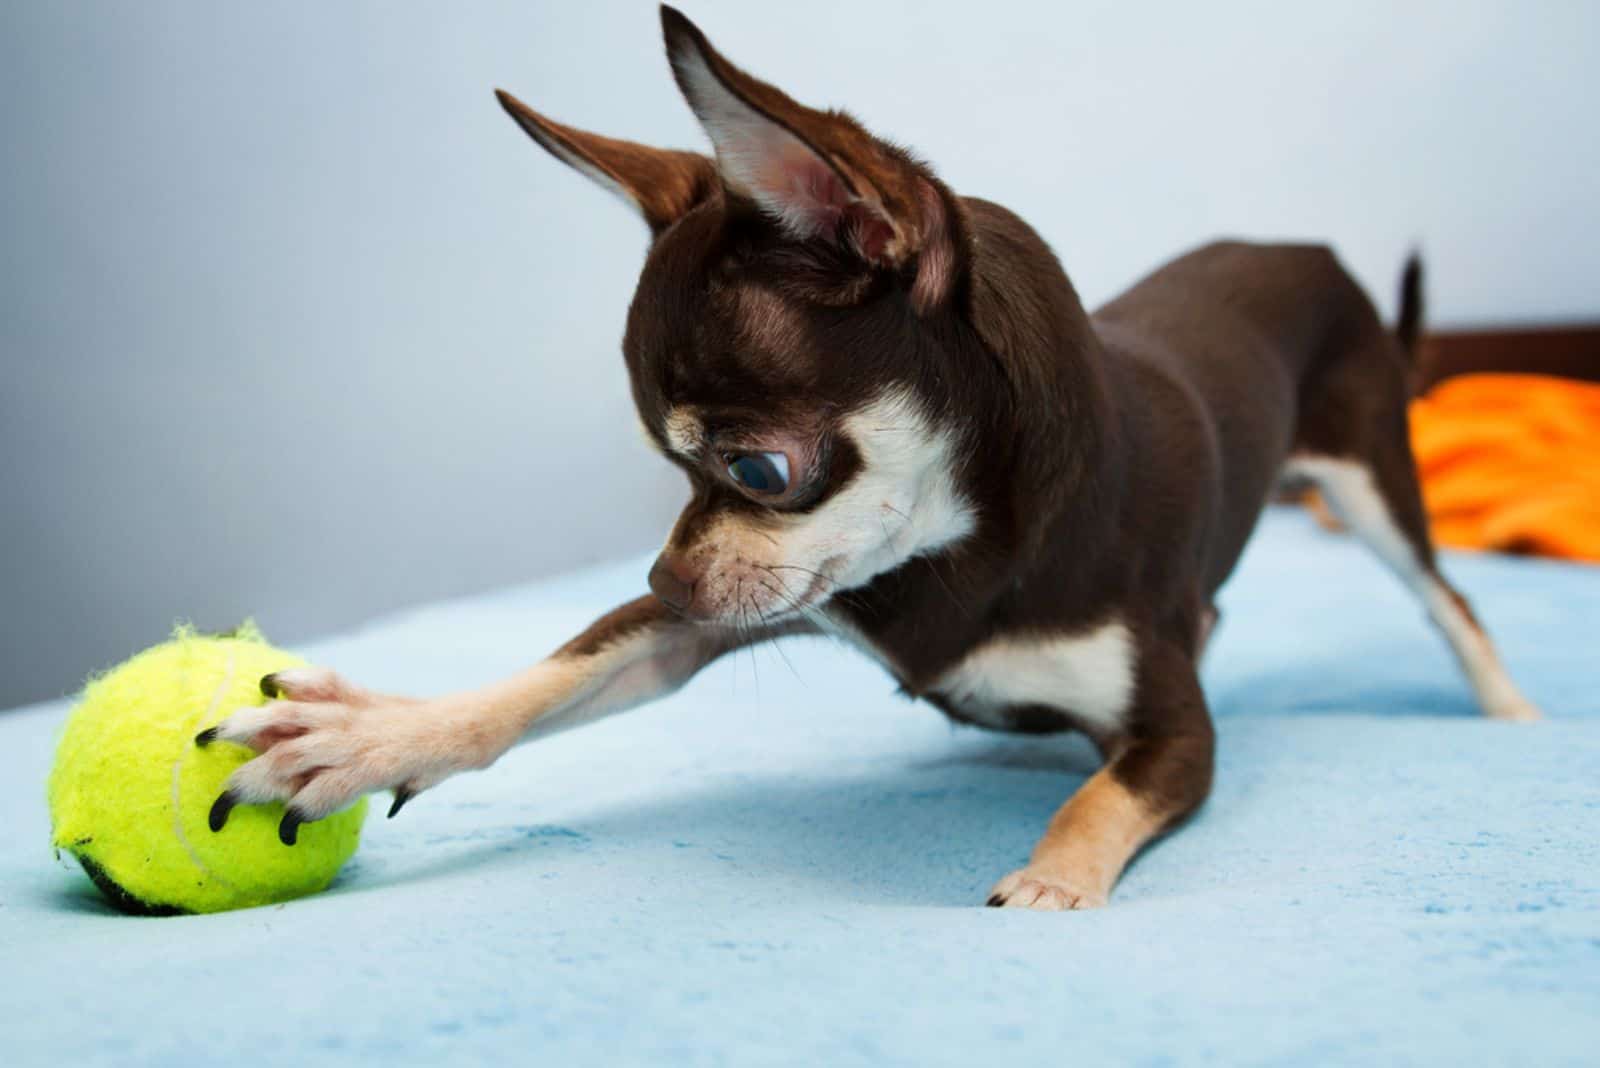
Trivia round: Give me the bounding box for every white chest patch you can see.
[932,620,1137,734]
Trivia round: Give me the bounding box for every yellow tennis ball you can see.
[47,624,367,914]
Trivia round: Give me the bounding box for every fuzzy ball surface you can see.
[48,626,367,914]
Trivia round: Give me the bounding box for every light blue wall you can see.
[3,1,1597,708]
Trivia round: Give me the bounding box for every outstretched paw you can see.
[197,674,442,843]
[986,867,1107,911]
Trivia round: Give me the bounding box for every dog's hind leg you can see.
[1285,306,1540,721]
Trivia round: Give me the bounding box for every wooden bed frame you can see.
[1417,324,1600,391]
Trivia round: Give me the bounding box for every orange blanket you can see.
[1409,373,1600,562]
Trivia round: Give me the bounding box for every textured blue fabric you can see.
[4,508,1597,1065]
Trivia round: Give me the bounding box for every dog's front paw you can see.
[197,678,449,843]
[986,867,1108,911]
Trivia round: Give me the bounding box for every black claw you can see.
[259,672,282,698]
[387,786,414,819]
[986,894,1005,908]
[194,727,219,748]
[208,791,238,832]
[278,810,304,846]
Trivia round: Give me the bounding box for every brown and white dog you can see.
[199,7,1542,909]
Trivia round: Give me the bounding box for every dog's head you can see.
[500,7,982,624]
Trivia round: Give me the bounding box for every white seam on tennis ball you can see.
[169,643,240,895]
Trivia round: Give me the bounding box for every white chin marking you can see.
[697,388,976,623]
[821,389,976,589]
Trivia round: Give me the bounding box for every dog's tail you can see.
[1395,251,1424,357]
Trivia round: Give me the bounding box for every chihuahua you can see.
[200,6,1541,909]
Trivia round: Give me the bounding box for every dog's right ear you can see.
[496,89,717,236]
[658,6,963,315]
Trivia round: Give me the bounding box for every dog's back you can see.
[1092,241,1410,596]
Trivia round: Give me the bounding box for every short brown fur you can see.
[203,5,1540,907]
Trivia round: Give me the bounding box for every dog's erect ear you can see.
[496,89,717,236]
[660,6,960,312]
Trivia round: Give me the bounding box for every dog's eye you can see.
[727,452,790,495]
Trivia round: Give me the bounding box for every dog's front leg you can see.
[201,595,783,841]
[988,639,1216,910]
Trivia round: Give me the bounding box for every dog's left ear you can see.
[496,89,717,237]
[660,6,961,313]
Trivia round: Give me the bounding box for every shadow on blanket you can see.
[338,734,1110,909]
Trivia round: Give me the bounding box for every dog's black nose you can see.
[648,553,698,615]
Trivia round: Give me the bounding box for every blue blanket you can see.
[4,509,1597,1065]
